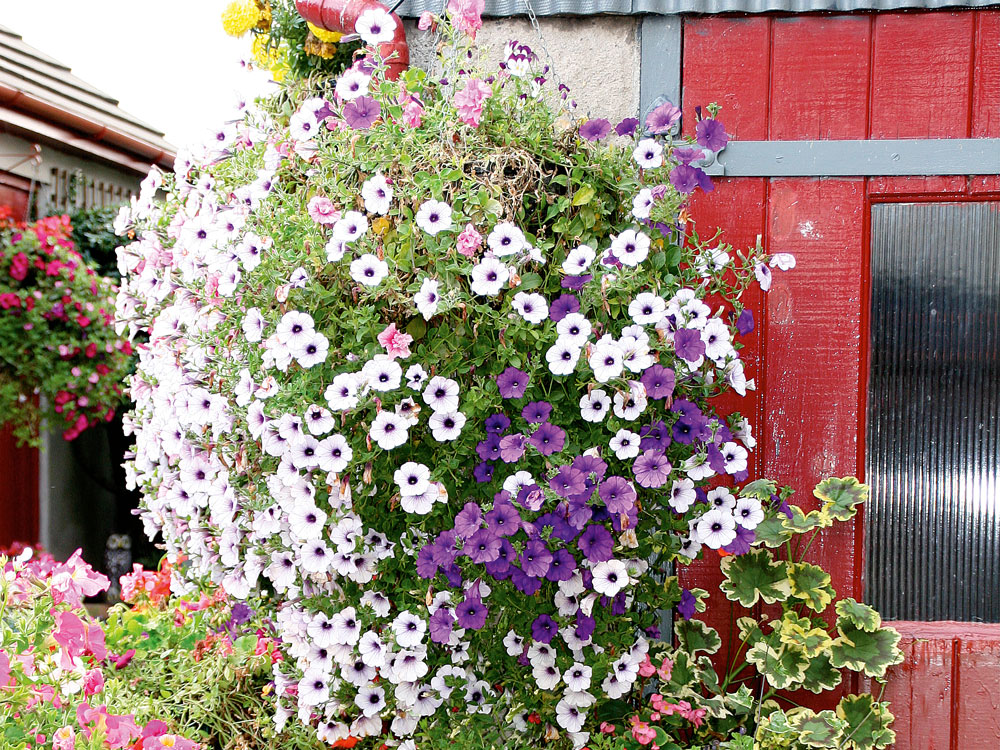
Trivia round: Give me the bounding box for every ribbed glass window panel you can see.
[865,202,1000,623]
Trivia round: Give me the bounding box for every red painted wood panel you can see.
[867,176,968,197]
[682,17,770,141]
[971,11,1000,194]
[769,15,870,140]
[869,12,975,139]
[0,183,40,548]
[956,631,1000,745]
[763,178,865,600]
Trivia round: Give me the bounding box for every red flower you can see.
[9,252,29,281]
[77,315,91,328]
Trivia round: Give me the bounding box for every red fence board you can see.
[869,12,975,139]
[769,15,870,140]
[972,11,1000,193]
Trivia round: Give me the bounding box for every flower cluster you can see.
[115,6,813,749]
[0,213,132,444]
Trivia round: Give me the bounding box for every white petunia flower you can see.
[428,410,466,441]
[242,307,266,342]
[355,7,397,45]
[609,428,641,460]
[414,277,440,320]
[487,222,526,256]
[511,292,548,324]
[589,340,624,383]
[325,237,348,262]
[415,200,453,235]
[591,559,629,597]
[423,376,460,413]
[317,434,352,473]
[628,292,666,325]
[610,229,650,267]
[546,341,581,376]
[721,441,749,475]
[361,173,393,214]
[355,685,387,717]
[612,382,647,421]
[334,211,369,243]
[469,257,510,296]
[561,244,595,275]
[394,462,431,496]
[325,373,360,411]
[669,478,697,512]
[362,356,403,391]
[556,313,591,347]
[563,663,592,692]
[350,253,389,286]
[579,389,611,423]
[631,188,654,220]
[734,496,764,530]
[369,411,409,450]
[336,69,370,101]
[695,508,737,549]
[392,610,427,648]
[632,138,663,169]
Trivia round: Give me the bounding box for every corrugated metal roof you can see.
[0,24,173,161]
[395,0,1000,16]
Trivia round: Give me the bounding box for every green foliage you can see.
[830,620,904,678]
[836,694,897,750]
[70,206,123,279]
[720,547,792,607]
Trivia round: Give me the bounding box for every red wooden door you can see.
[0,171,40,548]
[680,10,1000,748]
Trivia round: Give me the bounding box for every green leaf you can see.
[740,479,777,501]
[753,516,793,548]
[799,652,844,694]
[778,612,833,658]
[835,598,881,633]
[518,272,542,290]
[572,185,596,206]
[815,477,869,522]
[720,548,791,607]
[836,694,896,750]
[791,709,846,748]
[787,561,836,612]
[782,505,832,533]
[746,641,809,690]
[674,618,721,655]
[406,318,428,340]
[830,621,903,678]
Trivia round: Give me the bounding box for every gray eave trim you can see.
[702,139,1000,176]
[394,0,1000,17]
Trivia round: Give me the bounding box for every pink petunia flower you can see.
[456,223,482,257]
[453,79,493,127]
[402,97,424,128]
[307,196,340,225]
[377,323,413,360]
[447,0,484,38]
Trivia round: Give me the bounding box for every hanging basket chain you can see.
[519,0,563,95]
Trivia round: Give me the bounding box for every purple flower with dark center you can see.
[465,528,501,563]
[678,589,697,621]
[474,461,494,483]
[476,435,502,461]
[431,530,459,564]
[416,545,439,579]
[640,420,672,451]
[611,592,628,615]
[736,309,754,335]
[485,501,521,536]
[548,293,580,322]
[443,563,463,588]
[706,443,727,475]
[573,454,608,481]
[673,146,706,165]
[454,502,482,538]
[696,118,729,151]
[633,450,671,488]
[561,274,593,291]
[531,614,558,643]
[343,96,381,130]
[575,611,596,640]
[645,101,681,134]
[511,566,542,595]
[549,465,587,498]
[567,499,593,529]
[521,401,552,424]
[672,415,708,445]
[723,524,755,556]
[499,433,527,463]
[579,118,612,141]
[485,413,511,434]
[640,364,675,400]
[520,539,553,578]
[485,538,516,577]
[535,511,578,542]
[674,328,707,362]
[456,589,488,630]
[429,607,454,644]
[528,422,566,456]
[545,548,577,582]
[577,524,614,562]
[229,602,253,626]
[712,419,734,444]
[517,483,545,511]
[669,164,714,195]
[599,475,638,514]
[671,399,701,419]
[615,117,639,137]
[496,367,529,399]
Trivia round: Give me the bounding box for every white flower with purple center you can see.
[334,211,369,244]
[288,110,318,142]
[428,410,466,441]
[298,670,330,707]
[336,69,371,101]
[734,496,764,529]
[361,173,393,214]
[415,200,453,235]
[487,222,526,257]
[546,340,581,376]
[563,663,592,692]
[707,487,737,511]
[561,244,596,275]
[669,477,696,512]
[609,428,641,460]
[579,389,611,423]
[414,277,440,320]
[631,188,655,220]
[405,364,428,390]
[423,376,460,413]
[556,312,591,347]
[317,434,352,473]
[305,404,335,436]
[721,441,749,475]
[362,357,403,392]
[369,410,409,450]
[511,291,548,324]
[325,373,360,411]
[242,307,266,342]
[275,310,314,348]
[613,382,647,421]
[628,292,666,326]
[701,317,733,361]
[350,253,389,286]
[469,257,510,296]
[293,331,329,368]
[591,559,629,597]
[533,662,561,690]
[610,229,650,267]
[355,684,387,717]
[325,237,347,262]
[394,461,430,496]
[695,507,737,549]
[589,340,624,383]
[392,610,427,648]
[355,7,397,45]
[632,138,663,169]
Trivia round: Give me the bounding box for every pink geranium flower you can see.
[456,223,482,257]
[377,323,413,360]
[453,79,493,127]
[307,196,340,225]
[447,0,484,38]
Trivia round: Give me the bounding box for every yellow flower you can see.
[221,0,260,38]
[307,21,343,44]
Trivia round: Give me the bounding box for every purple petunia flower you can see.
[545,548,577,582]
[723,524,755,556]
[575,611,596,640]
[474,461,494,483]
[696,118,729,152]
[674,328,707,362]
[574,454,608,482]
[454,502,482,538]
[517,483,546,511]
[672,415,709,445]
[673,146,706,165]
[499,433,527,463]
[443,563,464,588]
[678,589,697,621]
[429,607,455,643]
[496,367,530,399]
[561,274,593,291]
[456,588,488,630]
[736,309,754,335]
[477,435,502,461]
[485,413,511,434]
[640,420,672,451]
[706,443,727,475]
[615,117,639,137]
[521,401,552,424]
[599,475,638,514]
[640,364,675,400]
[416,545,440,579]
[577,524,614,563]
[669,164,714,195]
[485,538,516,578]
[528,422,566,456]
[531,614,558,643]
[485,500,521,537]
[548,293,580,322]
[549,465,587,498]
[466,528,501,564]
[645,101,681,134]
[536,511,578,542]
[343,96,381,130]
[633,449,671,488]
[567,498,593,529]
[580,118,612,141]
[520,539,553,578]
[511,566,542,595]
